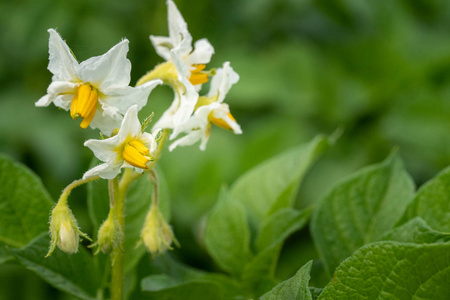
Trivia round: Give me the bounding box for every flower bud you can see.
[47,202,88,256]
[141,205,177,255]
[95,212,122,254]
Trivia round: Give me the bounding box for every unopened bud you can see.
[140,205,177,256]
[47,202,89,257]
[95,212,122,254]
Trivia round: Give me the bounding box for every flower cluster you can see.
[38,0,241,256]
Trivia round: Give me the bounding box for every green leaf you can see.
[256,206,313,252]
[204,191,253,276]
[0,155,53,248]
[242,244,280,297]
[311,152,415,275]
[261,261,313,300]
[141,275,225,300]
[318,241,450,299]
[230,135,330,229]
[399,166,450,232]
[382,217,450,244]
[87,165,170,272]
[11,234,100,300]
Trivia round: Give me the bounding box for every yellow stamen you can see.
[189,64,209,85]
[122,140,150,169]
[70,84,98,128]
[208,112,237,131]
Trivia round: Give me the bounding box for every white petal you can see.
[150,36,174,61]
[207,62,239,102]
[184,39,214,66]
[84,136,120,164]
[88,105,123,136]
[82,160,123,180]
[167,0,192,54]
[169,129,204,151]
[152,96,179,130]
[47,29,79,82]
[102,79,162,115]
[77,39,131,90]
[54,94,76,111]
[36,81,78,107]
[117,105,141,141]
[140,132,158,154]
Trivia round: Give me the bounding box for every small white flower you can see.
[169,62,242,151]
[149,0,215,130]
[36,29,161,135]
[150,0,214,79]
[83,105,158,179]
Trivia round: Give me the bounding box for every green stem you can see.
[108,130,169,300]
[109,177,123,300]
[58,176,100,206]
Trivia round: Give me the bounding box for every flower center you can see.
[122,140,150,169]
[70,84,98,129]
[208,112,237,131]
[189,64,209,85]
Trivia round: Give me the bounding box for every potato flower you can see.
[83,105,158,179]
[169,62,241,151]
[36,29,161,135]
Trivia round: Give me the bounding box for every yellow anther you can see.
[122,140,150,169]
[70,84,98,128]
[209,112,237,131]
[128,140,149,155]
[189,64,209,85]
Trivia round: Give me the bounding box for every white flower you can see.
[169,62,242,151]
[150,0,214,78]
[36,29,161,136]
[148,0,215,130]
[83,105,158,179]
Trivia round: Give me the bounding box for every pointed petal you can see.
[184,39,214,66]
[82,160,123,180]
[47,29,79,81]
[88,105,123,136]
[149,36,174,61]
[167,0,192,54]
[36,81,78,107]
[169,129,204,151]
[102,79,162,115]
[117,105,141,141]
[77,39,131,90]
[84,136,120,164]
[207,62,239,102]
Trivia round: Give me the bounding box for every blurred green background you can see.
[2,0,450,298]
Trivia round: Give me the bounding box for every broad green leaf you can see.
[243,207,313,296]
[256,206,313,252]
[148,255,240,297]
[11,234,100,300]
[399,166,450,232]
[261,261,313,300]
[382,217,450,244]
[318,241,450,299]
[141,275,225,300]
[311,152,415,275]
[0,155,53,248]
[204,191,253,276]
[87,165,170,273]
[230,135,330,229]
[242,244,280,297]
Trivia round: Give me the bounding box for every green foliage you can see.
[318,241,450,300]
[261,261,313,300]
[12,234,101,300]
[311,152,415,275]
[0,156,53,249]
[204,136,329,297]
[399,166,450,232]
